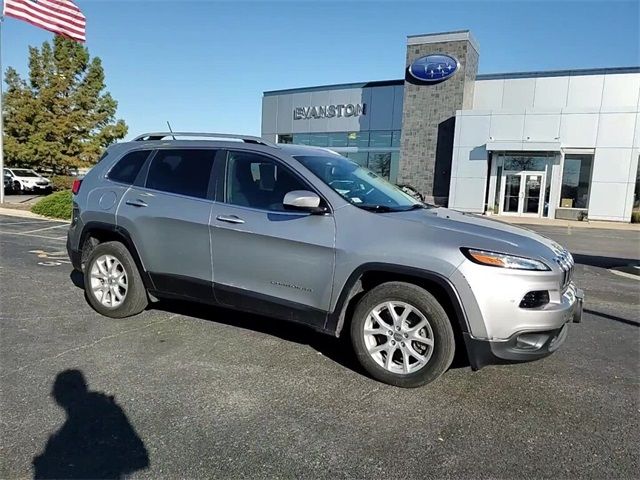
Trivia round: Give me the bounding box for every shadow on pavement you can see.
[33,369,149,479]
[584,308,639,328]
[157,298,368,375]
[572,253,639,269]
[69,270,471,375]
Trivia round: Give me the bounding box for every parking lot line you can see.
[20,224,68,234]
[0,220,57,226]
[0,230,67,241]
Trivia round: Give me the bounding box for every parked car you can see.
[3,170,13,194]
[4,168,52,193]
[67,132,583,388]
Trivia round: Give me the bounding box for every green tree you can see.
[3,37,127,174]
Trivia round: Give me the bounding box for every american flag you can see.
[3,0,86,43]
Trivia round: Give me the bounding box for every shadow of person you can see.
[33,370,149,479]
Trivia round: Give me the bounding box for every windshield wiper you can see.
[358,204,395,212]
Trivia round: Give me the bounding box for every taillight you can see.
[71,179,82,195]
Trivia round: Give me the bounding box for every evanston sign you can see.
[293,103,366,120]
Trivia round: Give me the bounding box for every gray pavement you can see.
[1,215,638,479]
[1,193,45,205]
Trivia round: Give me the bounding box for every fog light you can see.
[519,290,550,309]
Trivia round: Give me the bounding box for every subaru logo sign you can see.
[407,54,460,85]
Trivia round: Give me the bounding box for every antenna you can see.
[166,121,176,140]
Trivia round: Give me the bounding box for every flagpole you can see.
[0,15,4,205]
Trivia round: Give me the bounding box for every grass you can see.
[31,190,73,220]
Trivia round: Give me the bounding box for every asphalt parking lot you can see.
[1,214,638,479]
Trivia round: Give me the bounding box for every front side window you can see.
[108,150,150,185]
[560,154,593,209]
[146,149,216,199]
[225,152,308,211]
[295,154,424,212]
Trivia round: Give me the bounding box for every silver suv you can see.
[67,132,583,388]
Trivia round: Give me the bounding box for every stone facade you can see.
[398,33,479,205]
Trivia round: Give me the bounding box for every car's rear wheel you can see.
[350,281,455,388]
[84,241,148,318]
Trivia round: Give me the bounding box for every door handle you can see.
[216,214,245,224]
[125,199,148,208]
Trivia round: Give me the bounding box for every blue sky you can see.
[3,0,639,138]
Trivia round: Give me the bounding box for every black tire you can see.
[13,181,22,193]
[83,241,148,318]
[350,281,455,388]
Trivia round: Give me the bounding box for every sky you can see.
[2,0,639,139]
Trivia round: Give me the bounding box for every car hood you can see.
[384,207,564,261]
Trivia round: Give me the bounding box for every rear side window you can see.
[146,149,216,199]
[108,150,150,185]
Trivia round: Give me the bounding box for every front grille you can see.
[554,249,574,291]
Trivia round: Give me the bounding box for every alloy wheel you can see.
[89,254,128,308]
[363,301,435,374]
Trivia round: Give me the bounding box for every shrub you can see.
[50,175,75,191]
[632,211,640,224]
[31,190,73,220]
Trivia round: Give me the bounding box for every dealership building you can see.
[261,30,640,222]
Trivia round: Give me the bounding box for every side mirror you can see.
[283,190,327,214]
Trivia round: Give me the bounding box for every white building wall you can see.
[452,71,640,221]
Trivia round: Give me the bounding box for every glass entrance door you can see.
[503,174,521,213]
[500,172,545,216]
[523,174,543,215]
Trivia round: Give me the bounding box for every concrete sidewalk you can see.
[0,206,70,222]
[490,214,640,231]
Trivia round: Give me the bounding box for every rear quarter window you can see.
[107,150,151,185]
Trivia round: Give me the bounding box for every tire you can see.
[13,181,22,193]
[350,281,455,388]
[83,241,148,318]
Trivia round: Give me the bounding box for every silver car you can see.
[67,133,583,388]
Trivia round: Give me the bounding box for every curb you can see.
[493,216,640,232]
[0,206,70,223]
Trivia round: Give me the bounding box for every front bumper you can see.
[465,287,584,369]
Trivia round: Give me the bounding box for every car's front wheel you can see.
[350,281,455,388]
[84,241,148,318]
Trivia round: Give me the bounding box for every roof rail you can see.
[132,132,278,148]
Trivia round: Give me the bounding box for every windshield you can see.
[294,154,426,212]
[12,169,39,177]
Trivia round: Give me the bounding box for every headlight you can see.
[461,248,550,271]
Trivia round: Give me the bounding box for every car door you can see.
[210,149,336,329]
[118,148,219,301]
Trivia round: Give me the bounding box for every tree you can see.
[3,37,127,174]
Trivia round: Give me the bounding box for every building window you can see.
[368,152,392,179]
[392,130,402,147]
[633,155,640,213]
[502,154,549,172]
[292,133,310,145]
[369,131,393,148]
[308,133,329,147]
[560,154,593,209]
[328,133,349,147]
[348,132,369,148]
[277,134,293,144]
[345,152,368,167]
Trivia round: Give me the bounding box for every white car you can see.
[4,168,52,193]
